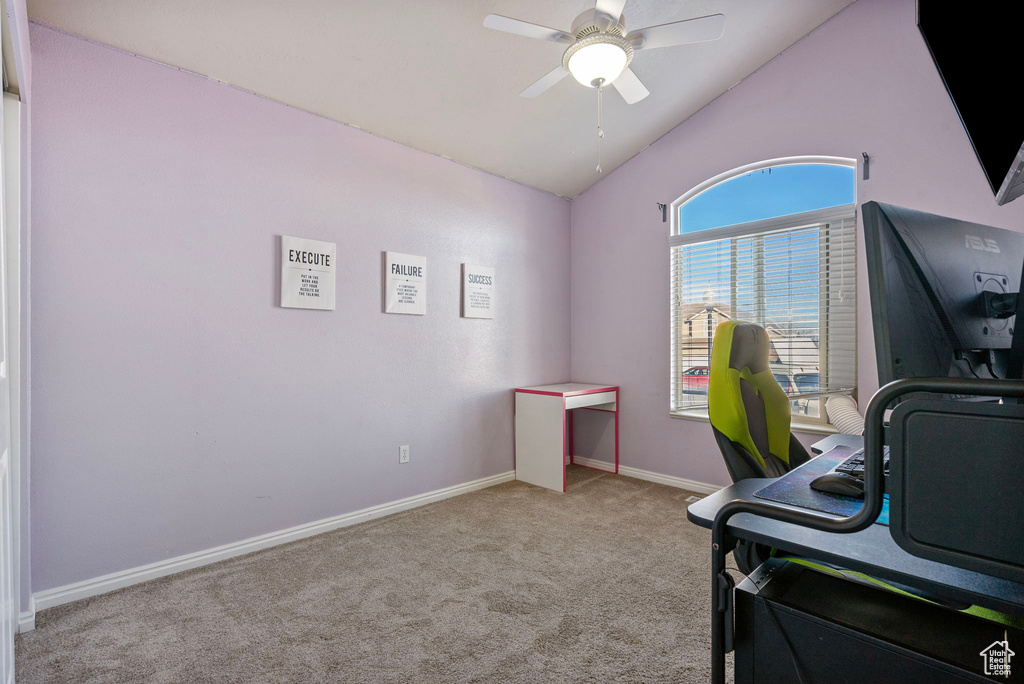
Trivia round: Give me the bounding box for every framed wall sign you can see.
[280,235,336,310]
[384,251,427,315]
[462,264,495,319]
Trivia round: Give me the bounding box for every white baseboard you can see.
[617,464,721,494]
[31,470,515,615]
[569,455,616,472]
[28,464,716,620]
[17,599,35,633]
[568,455,722,495]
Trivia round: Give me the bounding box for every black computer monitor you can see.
[862,201,1024,385]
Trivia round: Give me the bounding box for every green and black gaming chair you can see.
[708,320,811,482]
[706,320,812,573]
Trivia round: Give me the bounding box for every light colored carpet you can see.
[16,466,728,683]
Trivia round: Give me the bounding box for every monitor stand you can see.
[1008,256,1024,383]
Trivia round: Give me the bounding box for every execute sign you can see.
[281,235,336,310]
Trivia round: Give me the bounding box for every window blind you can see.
[670,205,857,419]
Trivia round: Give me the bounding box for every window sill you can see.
[668,409,839,436]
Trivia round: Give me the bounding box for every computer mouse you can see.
[809,472,865,498]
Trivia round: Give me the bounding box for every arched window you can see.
[669,157,857,424]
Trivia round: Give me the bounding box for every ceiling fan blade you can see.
[484,14,573,43]
[626,13,725,50]
[594,0,628,24]
[520,65,569,98]
[611,67,649,104]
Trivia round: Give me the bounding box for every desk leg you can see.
[614,404,619,474]
[568,409,574,466]
[515,392,567,492]
[711,532,737,684]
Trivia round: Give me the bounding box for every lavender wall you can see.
[570,0,1024,487]
[28,0,1024,595]
[29,24,570,592]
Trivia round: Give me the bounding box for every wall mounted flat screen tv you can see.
[918,2,1024,205]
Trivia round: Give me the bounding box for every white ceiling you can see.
[27,0,855,198]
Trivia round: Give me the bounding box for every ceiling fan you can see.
[484,0,726,104]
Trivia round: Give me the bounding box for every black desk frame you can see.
[701,377,1024,684]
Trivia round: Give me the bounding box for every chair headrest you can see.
[729,323,770,375]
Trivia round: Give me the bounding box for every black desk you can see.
[689,434,1024,682]
[694,379,1024,683]
[687,476,1024,617]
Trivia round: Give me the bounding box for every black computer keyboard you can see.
[833,446,890,481]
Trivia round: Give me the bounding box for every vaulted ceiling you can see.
[27,0,856,198]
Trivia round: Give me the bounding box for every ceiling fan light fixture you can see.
[563,33,633,87]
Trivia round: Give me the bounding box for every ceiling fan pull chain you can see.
[596,84,604,173]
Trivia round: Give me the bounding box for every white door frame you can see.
[0,76,13,684]
[2,93,20,639]
[2,0,31,649]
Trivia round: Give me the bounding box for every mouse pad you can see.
[753,446,890,525]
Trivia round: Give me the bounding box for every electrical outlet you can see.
[399,445,410,464]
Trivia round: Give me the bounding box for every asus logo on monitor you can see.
[966,235,1001,253]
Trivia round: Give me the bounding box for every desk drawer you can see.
[565,390,616,410]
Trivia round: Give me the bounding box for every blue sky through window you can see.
[679,164,855,234]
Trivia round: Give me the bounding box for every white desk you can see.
[514,383,619,492]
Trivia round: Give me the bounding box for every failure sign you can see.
[384,251,427,315]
